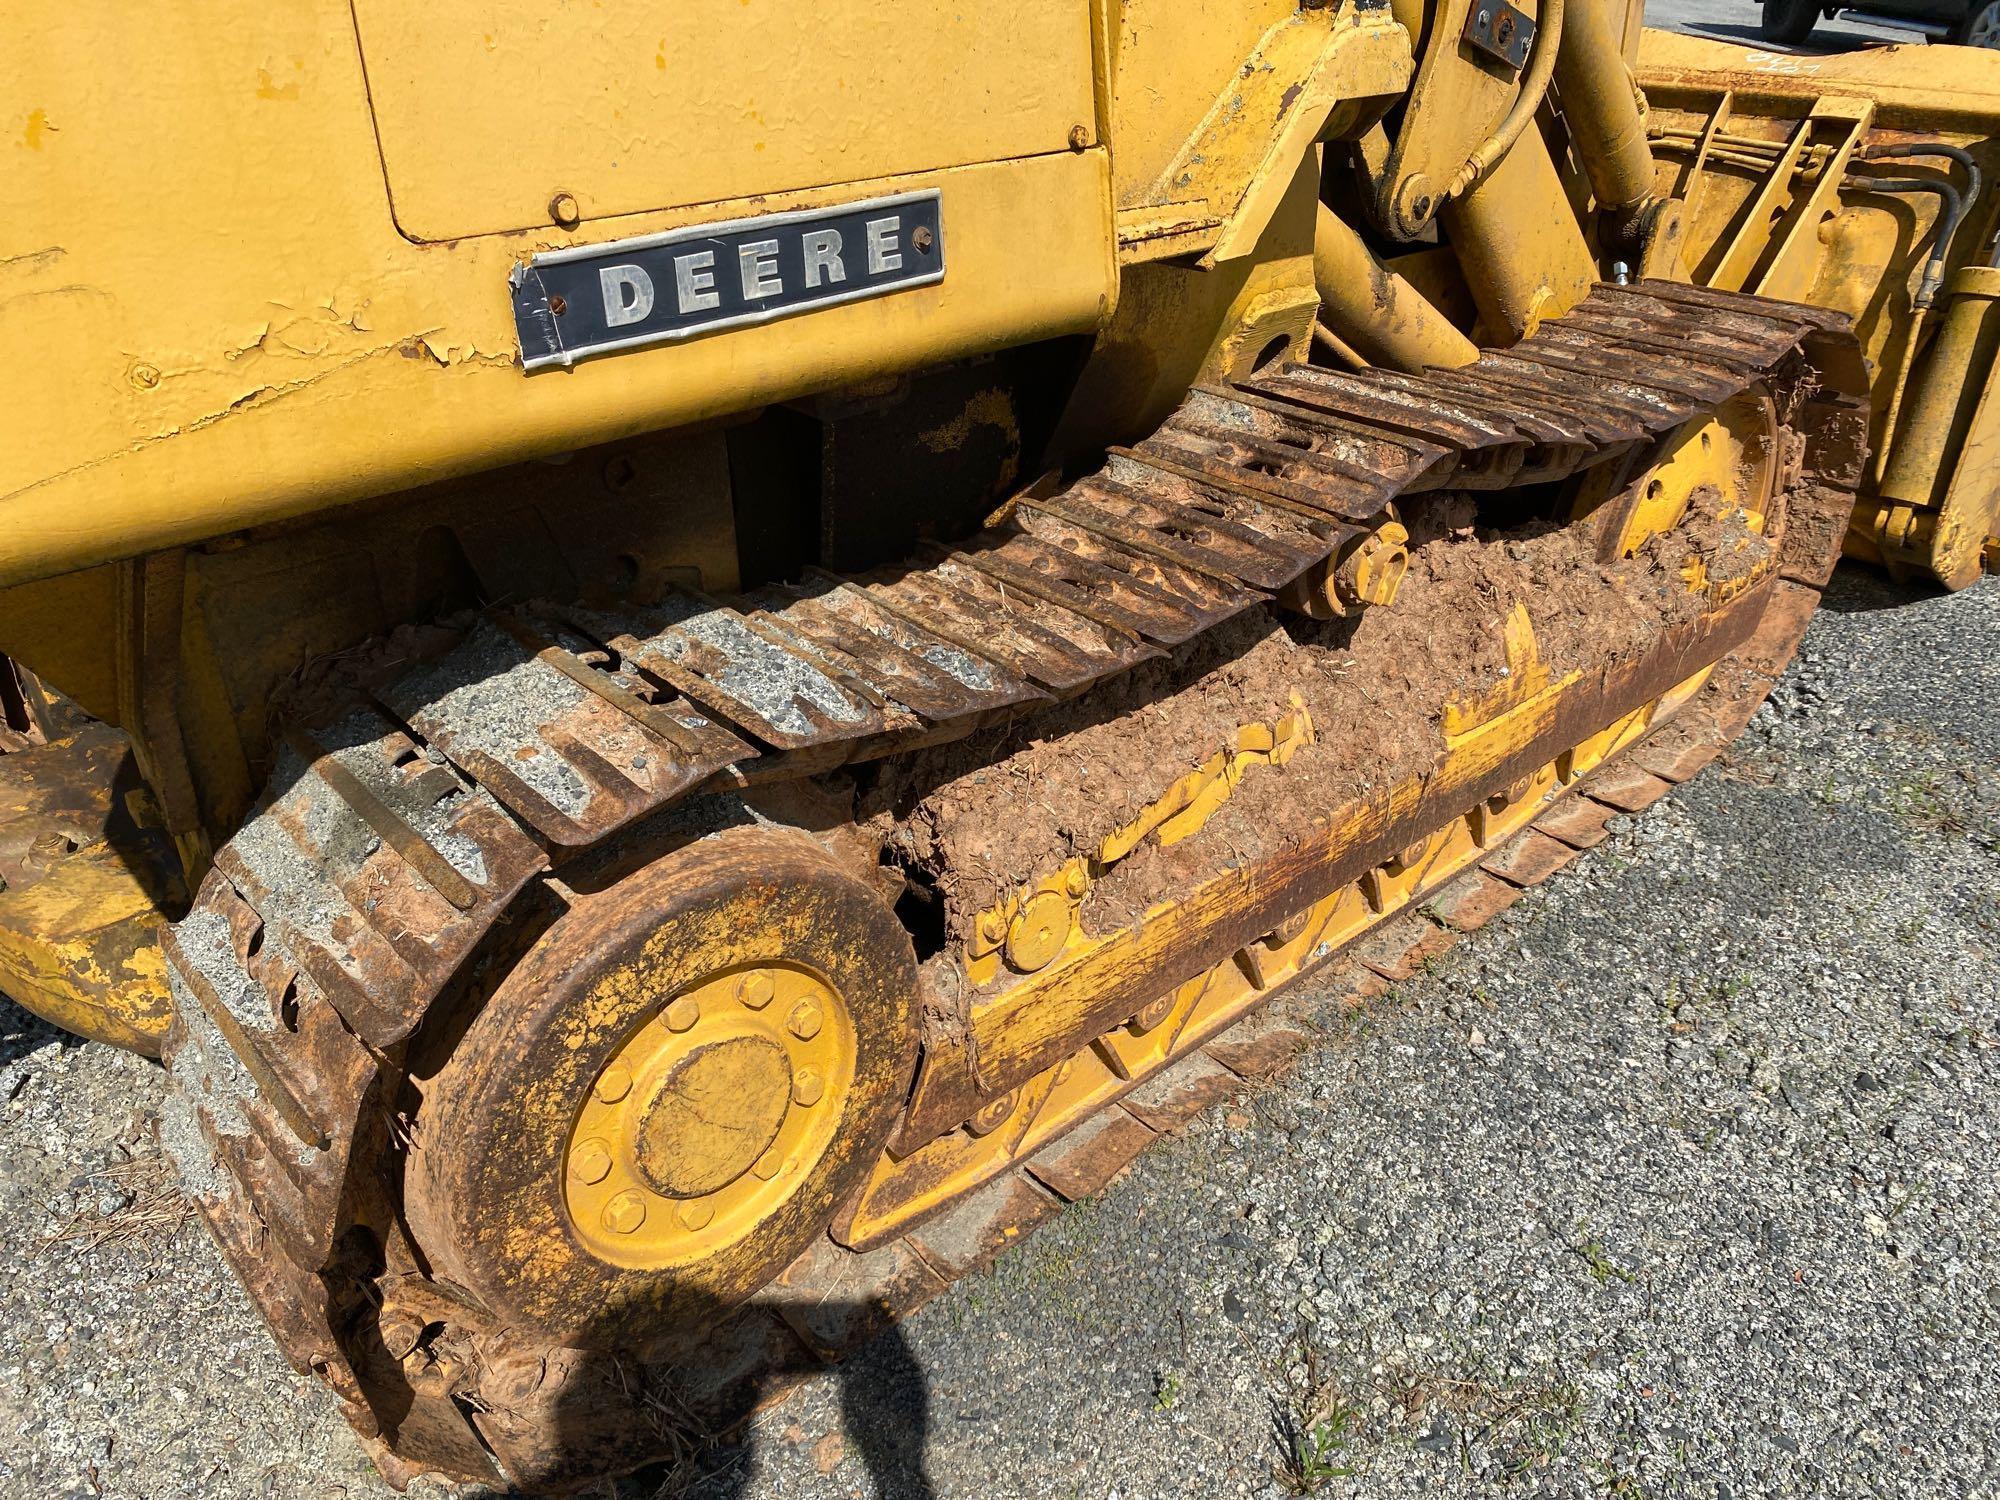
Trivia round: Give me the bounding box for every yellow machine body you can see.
[0,1,1989,1100]
[0,7,1993,1487]
[1638,32,2000,588]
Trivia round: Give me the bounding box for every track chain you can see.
[156,281,1869,1488]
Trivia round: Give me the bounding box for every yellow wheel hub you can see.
[565,964,855,1269]
[1609,390,1779,559]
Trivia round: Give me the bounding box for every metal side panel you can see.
[351,0,1096,242]
[0,1,1116,590]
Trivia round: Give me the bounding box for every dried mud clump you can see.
[858,485,1771,941]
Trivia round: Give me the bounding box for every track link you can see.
[156,282,1869,1489]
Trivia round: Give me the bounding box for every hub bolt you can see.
[570,1138,613,1184]
[793,1067,825,1107]
[664,996,701,1033]
[752,1149,784,1181]
[737,972,776,1009]
[594,1064,632,1104]
[788,998,824,1040]
[602,1190,647,1234]
[678,1200,714,1231]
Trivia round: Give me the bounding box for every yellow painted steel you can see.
[1312,205,1480,370]
[1442,125,1598,340]
[840,665,1701,1251]
[6,0,1999,1075]
[962,702,1315,989]
[1639,29,2000,586]
[1,3,1117,592]
[0,856,174,1055]
[565,964,856,1269]
[349,0,1097,242]
[1102,0,1412,264]
[1555,0,1658,229]
[0,725,184,1055]
[1874,266,2000,589]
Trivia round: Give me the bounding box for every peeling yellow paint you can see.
[0,10,1113,590]
[255,66,300,101]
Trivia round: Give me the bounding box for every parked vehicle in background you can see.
[1761,0,2000,46]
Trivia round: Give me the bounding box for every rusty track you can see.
[156,282,1869,1490]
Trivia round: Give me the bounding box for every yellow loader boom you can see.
[0,3,1992,1490]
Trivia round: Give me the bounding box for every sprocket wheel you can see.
[404,827,920,1348]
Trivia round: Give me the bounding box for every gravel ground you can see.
[5,564,1996,1500]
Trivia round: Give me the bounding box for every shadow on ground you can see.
[429,1295,939,1500]
[1673,19,1922,49]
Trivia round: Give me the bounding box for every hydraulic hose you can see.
[1847,172,1967,306]
[1852,141,1984,295]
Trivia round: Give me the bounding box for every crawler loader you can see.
[4,1,1997,1489]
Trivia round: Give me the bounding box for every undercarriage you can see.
[134,281,1867,1488]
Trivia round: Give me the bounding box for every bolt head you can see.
[792,1067,824,1107]
[752,1148,784,1181]
[128,363,161,392]
[1068,123,1090,151]
[548,191,581,228]
[677,1199,714,1231]
[594,1063,632,1105]
[601,1190,647,1234]
[664,996,701,1033]
[788,998,824,1041]
[1063,864,1090,898]
[970,1090,1017,1135]
[570,1137,613,1184]
[737,972,776,1009]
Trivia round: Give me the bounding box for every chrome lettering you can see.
[866,215,903,274]
[598,264,655,328]
[802,227,847,289]
[674,250,721,313]
[738,238,783,300]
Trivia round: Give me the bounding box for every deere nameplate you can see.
[511,190,944,371]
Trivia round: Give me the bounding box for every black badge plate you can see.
[512,190,943,372]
